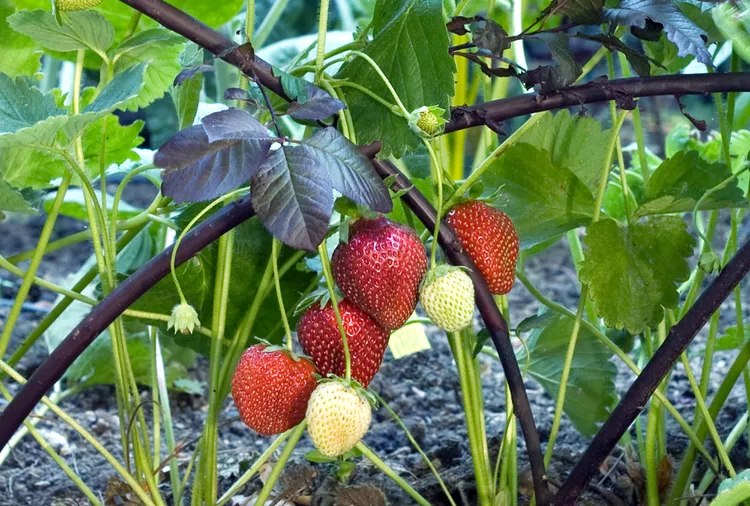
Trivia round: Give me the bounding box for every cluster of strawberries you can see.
[231,201,519,457]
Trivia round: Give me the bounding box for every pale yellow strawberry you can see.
[56,0,103,11]
[420,265,475,332]
[306,381,371,457]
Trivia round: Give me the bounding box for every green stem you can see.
[543,290,587,467]
[0,360,158,506]
[356,442,432,506]
[449,331,493,506]
[373,392,457,506]
[425,139,443,269]
[0,173,71,357]
[217,431,291,506]
[204,230,235,504]
[680,211,719,316]
[272,239,294,348]
[245,0,255,42]
[253,422,307,506]
[645,397,660,506]
[671,338,750,503]
[153,330,183,506]
[0,384,101,506]
[565,230,598,323]
[318,240,351,380]
[680,354,736,476]
[253,0,292,48]
[315,0,330,82]
[347,50,410,118]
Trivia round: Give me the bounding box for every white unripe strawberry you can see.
[56,0,104,11]
[306,381,371,457]
[419,265,475,332]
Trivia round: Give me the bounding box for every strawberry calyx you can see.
[316,374,379,408]
[421,264,471,288]
[254,340,310,363]
[294,287,344,316]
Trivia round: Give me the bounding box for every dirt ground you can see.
[1,182,749,505]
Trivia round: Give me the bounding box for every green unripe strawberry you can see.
[407,105,446,138]
[56,0,103,11]
[419,265,475,332]
[306,381,371,457]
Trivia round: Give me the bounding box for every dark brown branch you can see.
[554,236,750,503]
[445,73,750,133]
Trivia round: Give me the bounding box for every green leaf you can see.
[515,311,618,437]
[513,110,612,195]
[335,0,455,158]
[479,143,596,249]
[42,188,142,222]
[84,62,147,113]
[112,28,184,111]
[713,3,750,65]
[642,32,693,75]
[0,72,64,134]
[635,150,746,217]
[0,0,42,77]
[580,217,696,334]
[172,42,204,130]
[9,9,113,55]
[0,179,36,215]
[715,469,750,506]
[79,114,144,174]
[715,325,749,352]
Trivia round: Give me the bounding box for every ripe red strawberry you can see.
[296,300,389,387]
[446,201,519,295]
[332,215,427,330]
[231,344,317,436]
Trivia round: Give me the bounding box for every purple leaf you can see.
[304,128,392,213]
[287,84,346,121]
[174,65,214,86]
[155,125,272,203]
[201,108,276,142]
[251,145,333,251]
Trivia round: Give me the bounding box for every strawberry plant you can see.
[0,0,748,505]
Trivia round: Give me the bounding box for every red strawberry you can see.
[231,344,317,436]
[296,300,389,387]
[446,201,519,295]
[332,216,427,330]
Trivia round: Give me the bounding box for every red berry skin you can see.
[332,216,427,330]
[231,345,317,436]
[446,201,519,295]
[296,300,389,387]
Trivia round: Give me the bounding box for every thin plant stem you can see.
[204,230,235,504]
[356,442,432,506]
[679,353,736,477]
[170,188,247,304]
[0,360,158,506]
[645,398,660,506]
[245,0,254,42]
[272,239,294,349]
[318,240,351,380]
[373,391,457,506]
[515,269,720,473]
[450,33,469,181]
[315,0,330,82]
[217,431,291,506]
[0,384,102,506]
[0,172,72,357]
[252,0,291,48]
[425,139,443,269]
[347,50,410,118]
[697,412,747,495]
[253,422,306,506]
